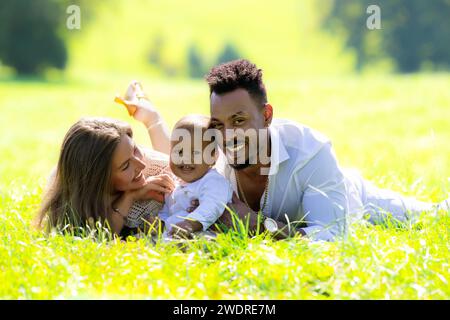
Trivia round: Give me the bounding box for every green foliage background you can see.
[326,0,450,72]
[61,0,353,79]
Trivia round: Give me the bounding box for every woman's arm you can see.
[144,115,170,155]
[119,81,171,155]
[108,173,175,235]
[108,192,135,235]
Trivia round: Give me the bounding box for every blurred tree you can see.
[186,42,242,79]
[0,0,67,75]
[326,0,450,72]
[216,42,241,65]
[187,44,206,78]
[146,35,179,77]
[148,35,164,66]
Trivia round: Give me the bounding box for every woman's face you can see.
[111,134,146,192]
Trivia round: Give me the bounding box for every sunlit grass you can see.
[0,74,449,299]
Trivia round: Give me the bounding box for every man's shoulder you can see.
[271,118,330,149]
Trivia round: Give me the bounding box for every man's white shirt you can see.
[215,118,359,241]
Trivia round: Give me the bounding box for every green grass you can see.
[0,74,449,299]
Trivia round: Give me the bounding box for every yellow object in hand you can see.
[114,95,137,116]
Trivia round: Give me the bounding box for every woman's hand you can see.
[116,80,171,155]
[128,174,175,202]
[186,199,199,213]
[119,81,162,128]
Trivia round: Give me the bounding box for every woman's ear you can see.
[263,103,273,127]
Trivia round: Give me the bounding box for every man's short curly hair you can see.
[205,59,267,107]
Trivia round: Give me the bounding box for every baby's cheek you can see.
[169,161,176,173]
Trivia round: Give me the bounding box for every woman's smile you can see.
[132,170,145,183]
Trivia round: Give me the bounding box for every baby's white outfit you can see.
[159,168,233,234]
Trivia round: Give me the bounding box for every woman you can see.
[36,82,175,237]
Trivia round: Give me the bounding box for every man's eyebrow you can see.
[230,111,246,118]
[229,111,247,120]
[210,117,222,123]
[211,111,247,123]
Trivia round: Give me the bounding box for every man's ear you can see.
[263,103,273,127]
[211,149,219,167]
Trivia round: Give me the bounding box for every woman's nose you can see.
[134,156,146,170]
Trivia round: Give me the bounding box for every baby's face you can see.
[169,139,213,183]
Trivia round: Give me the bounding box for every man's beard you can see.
[225,130,271,172]
[230,161,252,171]
[229,152,253,171]
[227,141,259,171]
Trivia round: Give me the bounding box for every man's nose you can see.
[223,129,237,142]
[226,134,246,146]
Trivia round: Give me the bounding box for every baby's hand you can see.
[169,220,203,239]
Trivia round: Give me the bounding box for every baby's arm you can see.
[184,174,233,231]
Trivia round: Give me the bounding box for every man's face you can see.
[209,88,271,169]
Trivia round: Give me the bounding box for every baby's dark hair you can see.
[205,59,267,107]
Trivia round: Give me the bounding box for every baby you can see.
[158,115,233,238]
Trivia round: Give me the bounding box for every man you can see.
[205,59,448,241]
